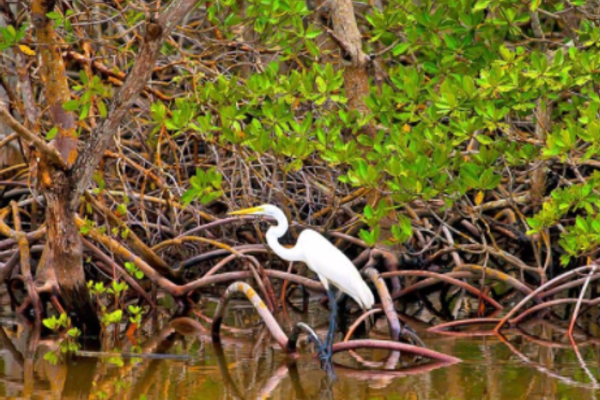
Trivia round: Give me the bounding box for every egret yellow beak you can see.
[228,206,264,215]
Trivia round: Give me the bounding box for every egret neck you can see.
[265,207,304,262]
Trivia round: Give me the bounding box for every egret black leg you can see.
[325,289,338,351]
[316,289,337,380]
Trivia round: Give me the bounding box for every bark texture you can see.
[1,0,199,333]
[330,0,373,125]
[329,0,396,243]
[30,0,100,334]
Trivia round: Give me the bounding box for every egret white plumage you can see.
[229,204,374,374]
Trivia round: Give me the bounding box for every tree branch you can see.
[31,0,78,167]
[71,0,199,206]
[0,100,68,169]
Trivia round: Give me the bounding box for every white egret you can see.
[229,204,374,373]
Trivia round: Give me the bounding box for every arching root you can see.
[211,281,462,372]
[211,281,288,349]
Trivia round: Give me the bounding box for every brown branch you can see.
[81,238,155,307]
[0,100,68,169]
[0,132,18,150]
[332,339,461,364]
[363,267,401,340]
[84,191,172,278]
[64,51,173,101]
[76,216,180,294]
[454,264,536,300]
[71,0,200,206]
[382,270,503,310]
[494,264,598,332]
[31,0,77,166]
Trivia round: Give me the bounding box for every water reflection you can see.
[2,312,600,399]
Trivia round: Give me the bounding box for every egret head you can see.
[228,204,280,217]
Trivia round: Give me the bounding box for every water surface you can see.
[1,302,600,399]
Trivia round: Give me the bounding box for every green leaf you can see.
[43,351,59,365]
[67,328,81,338]
[63,100,80,111]
[576,216,588,231]
[392,43,411,56]
[316,76,326,93]
[46,11,63,21]
[46,127,58,141]
[43,316,57,330]
[305,25,321,39]
[475,135,493,145]
[473,0,491,12]
[97,101,107,118]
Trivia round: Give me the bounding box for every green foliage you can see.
[141,0,600,264]
[46,127,58,141]
[0,24,26,50]
[43,313,70,331]
[128,305,143,325]
[88,279,133,330]
[88,276,145,336]
[125,262,144,280]
[43,350,59,365]
[527,174,600,265]
[101,309,123,327]
[108,280,128,300]
[66,70,111,120]
[46,9,75,33]
[79,218,105,235]
[359,226,380,247]
[181,167,223,206]
[152,98,195,134]
[392,214,414,244]
[42,313,82,364]
[88,280,107,296]
[107,356,125,367]
[92,171,106,193]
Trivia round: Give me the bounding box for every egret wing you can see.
[298,230,374,309]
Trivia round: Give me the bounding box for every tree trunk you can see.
[1,0,198,333]
[329,0,397,245]
[31,0,100,334]
[42,164,101,334]
[330,0,374,136]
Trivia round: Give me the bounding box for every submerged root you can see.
[211,281,288,349]
[211,281,460,374]
[362,267,403,341]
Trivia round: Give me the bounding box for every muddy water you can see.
[1,302,600,399]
